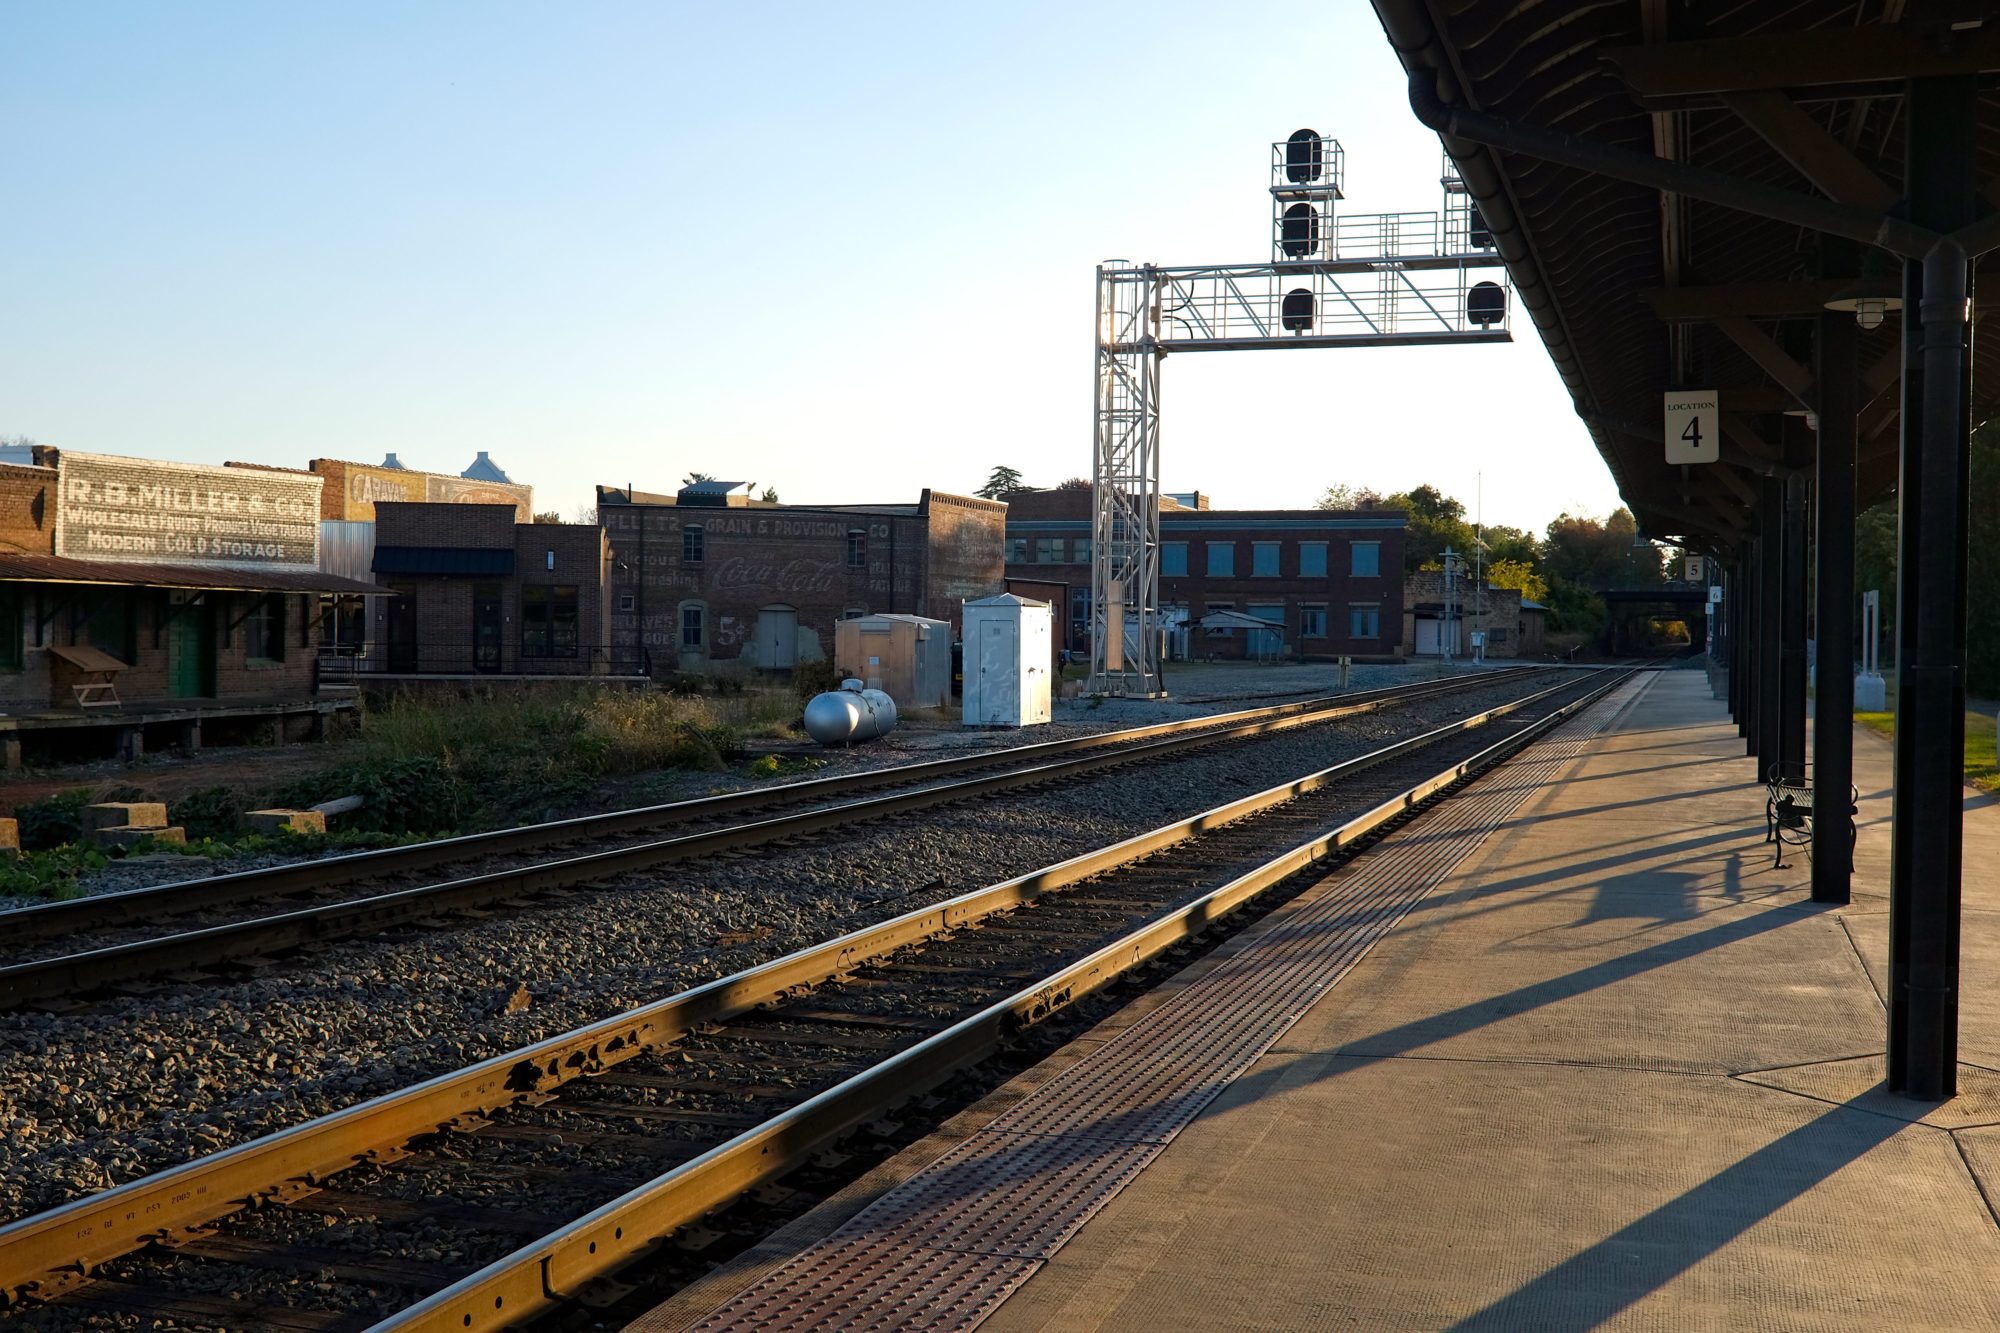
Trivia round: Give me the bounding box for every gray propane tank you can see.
[803,678,899,745]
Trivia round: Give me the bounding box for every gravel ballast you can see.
[0,671,1561,1226]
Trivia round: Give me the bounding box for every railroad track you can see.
[0,667,1636,1332]
[0,667,1553,1011]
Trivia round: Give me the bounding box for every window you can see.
[522,585,580,658]
[1206,542,1235,577]
[1489,626,1509,644]
[1069,586,1090,631]
[683,525,704,564]
[1252,542,1280,577]
[1072,537,1092,565]
[1247,603,1284,646]
[847,529,867,569]
[1161,542,1188,577]
[618,591,636,612]
[1349,602,1382,638]
[1351,541,1381,578]
[681,604,705,650]
[1034,536,1063,564]
[1300,603,1327,638]
[245,594,285,664]
[0,587,21,671]
[842,607,869,619]
[1300,542,1329,578]
[545,550,556,572]
[1008,537,1028,564]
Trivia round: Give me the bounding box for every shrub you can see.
[792,660,841,701]
[16,790,91,851]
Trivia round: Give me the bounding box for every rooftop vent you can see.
[381,452,408,470]
[461,451,514,483]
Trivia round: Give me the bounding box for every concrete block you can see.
[83,802,168,833]
[245,809,327,835]
[90,825,187,851]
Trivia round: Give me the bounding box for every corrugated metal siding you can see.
[319,521,379,585]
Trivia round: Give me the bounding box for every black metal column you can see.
[1757,485,1784,778]
[1743,540,1762,752]
[1888,75,1979,1101]
[1813,311,1858,903]
[1731,556,1748,735]
[1778,468,1810,784]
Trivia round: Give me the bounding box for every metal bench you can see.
[1765,767,1859,870]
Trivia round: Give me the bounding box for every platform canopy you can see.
[1370,1,2000,546]
[0,554,384,596]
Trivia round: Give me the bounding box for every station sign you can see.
[1663,389,1719,464]
[1684,554,1704,581]
[55,452,322,570]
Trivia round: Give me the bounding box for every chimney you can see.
[382,452,406,470]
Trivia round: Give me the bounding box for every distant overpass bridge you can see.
[1600,582,1710,655]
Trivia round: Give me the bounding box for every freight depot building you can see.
[596,482,1006,673]
[0,448,382,764]
[1002,490,1408,660]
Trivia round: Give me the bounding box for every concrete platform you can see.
[634,670,2000,1332]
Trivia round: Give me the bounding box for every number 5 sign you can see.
[1664,389,1719,464]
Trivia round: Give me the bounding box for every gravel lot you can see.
[0,670,1555,1225]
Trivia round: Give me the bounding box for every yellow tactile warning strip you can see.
[674,674,1655,1333]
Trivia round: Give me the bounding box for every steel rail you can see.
[0,670,1554,1009]
[379,668,1633,1333]
[0,669,1617,1311]
[0,668,1539,947]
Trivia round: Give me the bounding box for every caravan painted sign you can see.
[55,452,322,569]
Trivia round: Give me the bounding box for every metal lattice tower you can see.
[1087,133,1512,697]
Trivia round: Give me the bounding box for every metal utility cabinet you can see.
[833,613,951,710]
[962,594,1052,728]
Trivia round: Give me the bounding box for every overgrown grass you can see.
[1854,708,2000,794]
[0,684,810,897]
[263,686,770,832]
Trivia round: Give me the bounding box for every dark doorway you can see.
[385,582,418,672]
[473,582,503,673]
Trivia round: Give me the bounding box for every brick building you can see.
[366,503,623,676]
[596,483,1006,673]
[1002,490,1407,661]
[0,449,381,763]
[1401,571,1548,659]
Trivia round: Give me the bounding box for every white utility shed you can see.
[962,593,1052,728]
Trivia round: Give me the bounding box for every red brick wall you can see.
[0,464,55,557]
[1003,497,1407,660]
[919,490,1007,627]
[375,502,517,549]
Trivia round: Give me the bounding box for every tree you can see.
[531,509,563,524]
[1479,524,1539,567]
[1383,485,1477,573]
[1054,477,1091,492]
[977,465,1026,499]
[1486,558,1548,604]
[0,434,36,449]
[683,471,715,486]
[760,485,779,503]
[1316,483,1383,511]
[570,503,598,525]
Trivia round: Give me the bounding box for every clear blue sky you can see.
[1,2,1624,535]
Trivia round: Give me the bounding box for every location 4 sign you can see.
[1663,389,1719,464]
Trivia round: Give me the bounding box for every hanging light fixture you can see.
[1823,252,1905,331]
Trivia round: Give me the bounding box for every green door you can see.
[167,593,215,698]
